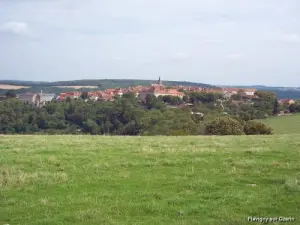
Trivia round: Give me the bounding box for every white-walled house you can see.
[243,89,256,96]
[18,93,41,106]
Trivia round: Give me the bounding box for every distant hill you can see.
[0,79,215,94]
[1,79,300,99]
[0,79,215,88]
[225,85,300,91]
[0,80,49,86]
[224,85,300,99]
[266,90,300,99]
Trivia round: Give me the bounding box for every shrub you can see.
[205,117,245,135]
[231,115,246,126]
[244,121,273,135]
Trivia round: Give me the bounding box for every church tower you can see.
[158,76,162,85]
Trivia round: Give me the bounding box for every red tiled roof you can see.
[153,88,184,96]
[222,88,240,92]
[56,95,65,101]
[279,99,293,103]
[243,89,257,92]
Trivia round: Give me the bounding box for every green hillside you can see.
[0,79,215,95]
[0,79,214,88]
[260,113,300,134]
[1,135,299,225]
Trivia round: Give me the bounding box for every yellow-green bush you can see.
[244,121,273,135]
[205,117,245,135]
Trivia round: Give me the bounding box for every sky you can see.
[0,0,299,86]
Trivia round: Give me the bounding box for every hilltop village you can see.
[13,77,258,106]
[56,77,257,101]
[1,77,300,136]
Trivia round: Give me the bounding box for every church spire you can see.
[158,76,162,85]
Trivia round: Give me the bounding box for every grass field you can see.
[260,113,300,134]
[0,84,30,90]
[1,135,300,225]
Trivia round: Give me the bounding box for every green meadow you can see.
[1,134,300,225]
[260,113,300,134]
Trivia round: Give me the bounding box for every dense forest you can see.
[1,90,296,135]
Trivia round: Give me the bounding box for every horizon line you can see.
[0,78,298,88]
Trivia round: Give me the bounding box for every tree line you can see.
[0,91,291,135]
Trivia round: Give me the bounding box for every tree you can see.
[122,92,136,100]
[66,97,72,103]
[0,89,276,136]
[289,104,297,113]
[231,94,242,101]
[182,95,189,103]
[83,119,99,134]
[295,104,300,112]
[6,90,16,98]
[144,94,165,109]
[80,92,89,100]
[231,89,245,100]
[255,91,276,101]
[273,99,280,115]
[189,92,218,104]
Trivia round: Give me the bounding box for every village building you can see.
[39,90,56,105]
[18,93,41,106]
[278,98,295,105]
[243,89,256,96]
[138,77,184,102]
[53,78,258,103]
[222,87,257,98]
[56,92,81,101]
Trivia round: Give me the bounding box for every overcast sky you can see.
[0,0,299,86]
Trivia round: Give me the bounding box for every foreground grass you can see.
[261,113,300,134]
[1,135,300,225]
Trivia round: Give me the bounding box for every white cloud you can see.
[0,22,29,36]
[225,53,241,60]
[281,34,300,43]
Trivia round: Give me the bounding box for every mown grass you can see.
[1,135,300,225]
[261,113,300,134]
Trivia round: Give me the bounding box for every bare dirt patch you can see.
[0,84,30,90]
[55,86,99,89]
